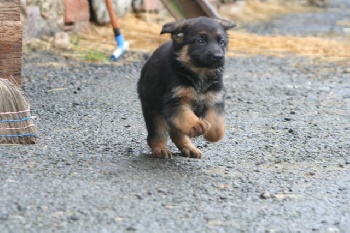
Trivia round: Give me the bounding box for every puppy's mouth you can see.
[192,54,225,69]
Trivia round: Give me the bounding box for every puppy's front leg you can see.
[170,131,202,158]
[177,105,211,138]
[203,106,225,142]
[167,104,211,138]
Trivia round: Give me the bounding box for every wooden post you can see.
[0,0,22,86]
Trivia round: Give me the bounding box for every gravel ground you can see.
[0,49,349,232]
[1,2,350,231]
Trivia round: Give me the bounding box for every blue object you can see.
[0,116,32,123]
[116,34,124,48]
[0,134,38,138]
[110,34,127,61]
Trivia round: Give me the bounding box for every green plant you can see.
[83,49,108,62]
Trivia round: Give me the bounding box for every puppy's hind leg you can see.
[170,131,202,159]
[143,110,172,159]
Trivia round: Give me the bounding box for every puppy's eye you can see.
[219,39,225,46]
[196,38,205,44]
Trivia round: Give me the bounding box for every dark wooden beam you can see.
[160,0,220,20]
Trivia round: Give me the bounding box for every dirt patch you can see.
[228,32,350,62]
[218,0,312,25]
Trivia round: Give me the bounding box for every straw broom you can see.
[0,78,38,144]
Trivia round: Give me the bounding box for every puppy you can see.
[137,16,235,159]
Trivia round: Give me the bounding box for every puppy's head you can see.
[161,17,236,70]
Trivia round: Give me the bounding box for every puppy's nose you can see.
[211,54,223,62]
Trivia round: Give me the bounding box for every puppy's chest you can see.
[193,91,223,106]
[172,86,225,107]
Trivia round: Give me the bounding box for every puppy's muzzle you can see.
[211,53,224,63]
[204,52,225,68]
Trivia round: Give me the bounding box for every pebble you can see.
[0,212,9,220]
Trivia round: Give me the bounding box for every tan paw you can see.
[180,147,202,159]
[188,120,211,138]
[152,148,172,159]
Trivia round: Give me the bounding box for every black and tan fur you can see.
[137,17,236,159]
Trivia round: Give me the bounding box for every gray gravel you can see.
[0,49,349,232]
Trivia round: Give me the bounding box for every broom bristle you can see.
[0,78,38,144]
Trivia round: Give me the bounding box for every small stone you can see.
[164,205,176,209]
[126,226,136,231]
[0,212,9,220]
[343,68,350,73]
[26,38,52,50]
[207,219,225,226]
[219,195,229,200]
[260,192,272,199]
[54,32,73,50]
[135,194,143,200]
[70,214,79,221]
[158,189,167,194]
[17,204,26,212]
[115,217,123,222]
[306,171,316,176]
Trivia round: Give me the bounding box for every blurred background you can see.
[21,0,350,63]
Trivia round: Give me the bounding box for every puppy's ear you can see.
[214,18,236,31]
[160,20,186,34]
[160,21,179,34]
[161,20,185,42]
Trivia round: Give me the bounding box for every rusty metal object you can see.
[160,0,221,19]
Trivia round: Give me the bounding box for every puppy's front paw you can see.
[181,147,202,159]
[152,147,172,159]
[188,120,211,138]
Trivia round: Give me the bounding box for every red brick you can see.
[64,0,90,23]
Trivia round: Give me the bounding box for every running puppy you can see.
[137,17,235,159]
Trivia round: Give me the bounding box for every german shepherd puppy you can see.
[137,17,235,159]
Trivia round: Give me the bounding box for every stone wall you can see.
[20,0,134,40]
[21,0,64,40]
